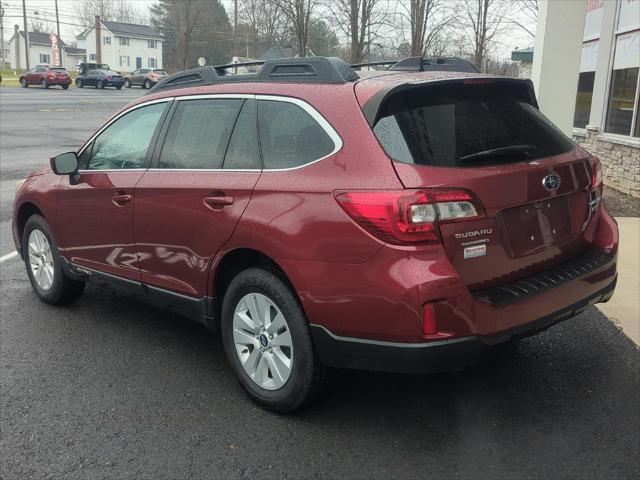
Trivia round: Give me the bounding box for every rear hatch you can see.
[364,78,599,289]
[50,68,69,79]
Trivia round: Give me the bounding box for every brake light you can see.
[48,75,55,80]
[106,76,112,80]
[334,188,483,245]
[591,156,603,194]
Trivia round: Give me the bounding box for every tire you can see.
[22,215,85,305]
[144,79,151,89]
[116,85,122,90]
[97,80,104,89]
[124,79,131,88]
[77,79,83,88]
[62,84,69,90]
[40,79,48,89]
[20,78,28,88]
[221,268,331,412]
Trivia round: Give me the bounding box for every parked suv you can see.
[13,57,618,412]
[19,65,71,89]
[124,68,168,89]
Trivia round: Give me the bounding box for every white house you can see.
[7,28,65,69]
[77,20,163,73]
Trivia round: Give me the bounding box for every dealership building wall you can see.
[571,0,640,198]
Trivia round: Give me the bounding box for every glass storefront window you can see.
[574,72,596,128]
[605,67,639,136]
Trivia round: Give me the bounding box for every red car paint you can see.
[19,65,72,88]
[12,68,618,359]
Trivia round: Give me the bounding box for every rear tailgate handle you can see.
[112,192,132,206]
[203,195,234,209]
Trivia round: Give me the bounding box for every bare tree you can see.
[74,0,145,30]
[512,0,537,37]
[399,0,454,57]
[461,0,514,71]
[329,0,385,63]
[272,0,319,57]
[238,0,290,56]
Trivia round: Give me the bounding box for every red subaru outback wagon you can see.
[13,57,618,412]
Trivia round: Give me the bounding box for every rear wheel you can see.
[124,79,131,88]
[62,84,69,90]
[221,268,331,412]
[40,79,48,89]
[22,215,85,305]
[144,79,151,89]
[116,85,122,90]
[20,78,28,88]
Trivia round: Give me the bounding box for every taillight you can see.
[48,75,55,80]
[591,156,603,194]
[334,188,483,245]
[106,75,112,80]
[422,304,437,335]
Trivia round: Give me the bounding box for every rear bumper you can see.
[311,276,616,374]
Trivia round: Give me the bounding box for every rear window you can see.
[153,70,167,75]
[50,67,67,72]
[373,82,574,167]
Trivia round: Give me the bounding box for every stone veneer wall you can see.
[574,127,640,199]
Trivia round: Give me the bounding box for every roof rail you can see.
[148,57,359,94]
[351,56,479,73]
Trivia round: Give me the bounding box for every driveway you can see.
[1,87,639,479]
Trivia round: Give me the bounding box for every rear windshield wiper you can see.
[459,144,536,163]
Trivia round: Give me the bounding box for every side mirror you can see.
[50,152,78,175]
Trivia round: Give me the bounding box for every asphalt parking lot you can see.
[1,87,639,479]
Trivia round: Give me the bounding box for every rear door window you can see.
[258,100,335,169]
[373,82,574,167]
[157,99,243,169]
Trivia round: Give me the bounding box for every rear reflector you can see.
[335,188,483,245]
[422,304,437,335]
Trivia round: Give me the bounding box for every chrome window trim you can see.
[76,93,343,174]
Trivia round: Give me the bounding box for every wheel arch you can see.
[211,248,299,318]
[16,202,45,246]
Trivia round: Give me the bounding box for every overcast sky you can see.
[1,0,536,58]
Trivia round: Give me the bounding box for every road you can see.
[1,87,639,479]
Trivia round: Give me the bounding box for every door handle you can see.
[203,195,234,210]
[112,192,132,206]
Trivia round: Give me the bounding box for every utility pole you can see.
[0,4,5,69]
[54,0,61,65]
[22,0,29,69]
[234,0,238,59]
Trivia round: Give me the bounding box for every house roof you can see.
[259,45,297,60]
[100,20,162,39]
[63,46,86,55]
[511,47,534,63]
[18,31,67,47]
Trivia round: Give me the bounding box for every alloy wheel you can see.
[28,229,54,290]
[233,292,293,390]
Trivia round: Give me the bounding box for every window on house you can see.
[39,53,51,64]
[119,56,130,67]
[119,37,130,46]
[103,36,111,45]
[89,53,96,61]
[147,58,157,68]
[604,30,640,137]
[148,40,157,49]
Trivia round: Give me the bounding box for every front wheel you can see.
[116,85,122,90]
[76,79,83,88]
[22,215,85,305]
[97,80,104,89]
[144,79,151,89]
[221,268,331,412]
[40,79,48,89]
[124,79,131,88]
[20,78,28,88]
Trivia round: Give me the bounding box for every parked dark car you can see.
[78,62,110,75]
[76,70,125,89]
[19,65,71,89]
[12,56,618,412]
[123,68,168,89]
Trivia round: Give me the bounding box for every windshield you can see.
[373,82,574,167]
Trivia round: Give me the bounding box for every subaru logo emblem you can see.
[542,173,561,191]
